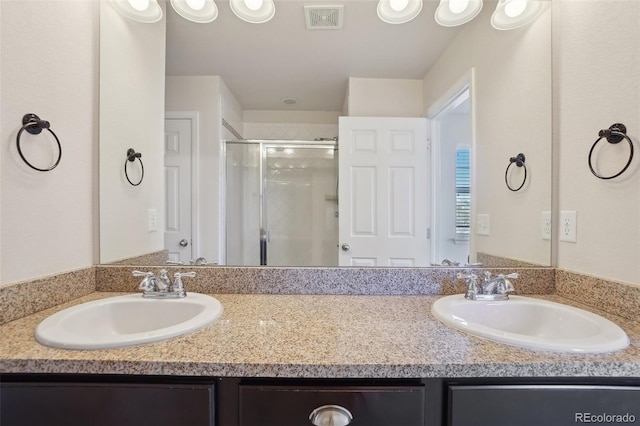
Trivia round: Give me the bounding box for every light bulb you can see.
[186,0,206,11]
[389,0,410,12]
[448,0,469,14]
[504,0,527,18]
[244,0,264,11]
[128,0,150,11]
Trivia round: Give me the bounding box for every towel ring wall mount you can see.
[125,148,144,186]
[505,153,527,192]
[16,113,62,172]
[588,123,634,180]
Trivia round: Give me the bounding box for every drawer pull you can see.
[309,404,353,426]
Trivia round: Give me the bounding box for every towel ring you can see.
[505,153,527,192]
[588,123,634,180]
[16,113,62,172]
[124,148,144,186]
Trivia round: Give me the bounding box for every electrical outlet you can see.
[148,208,157,232]
[541,211,551,240]
[560,210,577,242]
[476,214,490,236]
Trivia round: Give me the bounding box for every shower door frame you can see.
[223,139,338,266]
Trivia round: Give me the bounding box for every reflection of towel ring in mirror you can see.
[124,148,144,186]
[505,153,527,192]
[588,123,634,180]
[16,113,62,172]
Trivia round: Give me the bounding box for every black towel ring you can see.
[16,113,62,172]
[124,148,144,186]
[505,153,527,192]
[588,123,634,180]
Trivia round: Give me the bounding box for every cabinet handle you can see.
[309,404,353,426]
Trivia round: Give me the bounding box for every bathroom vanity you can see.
[1,291,639,426]
[3,376,639,426]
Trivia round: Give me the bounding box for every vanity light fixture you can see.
[491,0,543,30]
[111,0,163,23]
[170,0,218,23]
[377,0,423,24]
[230,0,276,24]
[434,0,483,27]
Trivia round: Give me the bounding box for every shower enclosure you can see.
[225,140,338,266]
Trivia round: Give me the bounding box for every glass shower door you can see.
[225,142,261,266]
[263,144,338,266]
[225,141,338,266]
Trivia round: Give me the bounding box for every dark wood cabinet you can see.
[238,383,426,426]
[2,375,638,426]
[448,385,640,426]
[1,381,215,426]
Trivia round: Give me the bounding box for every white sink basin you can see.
[432,295,629,353]
[36,293,223,350]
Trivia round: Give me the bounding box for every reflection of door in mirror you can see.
[225,141,338,266]
[430,88,472,266]
[338,117,430,267]
[164,115,196,264]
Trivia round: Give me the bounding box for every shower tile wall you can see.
[226,142,338,267]
[244,122,338,140]
[265,148,338,266]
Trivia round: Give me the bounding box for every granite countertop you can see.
[1,293,639,378]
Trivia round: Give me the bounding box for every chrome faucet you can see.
[436,259,461,266]
[132,270,195,298]
[457,271,518,301]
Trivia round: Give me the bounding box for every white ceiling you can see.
[165,0,463,111]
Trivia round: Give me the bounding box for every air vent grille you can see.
[304,5,344,30]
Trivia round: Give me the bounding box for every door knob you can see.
[179,239,189,247]
[341,243,350,252]
[309,405,353,426]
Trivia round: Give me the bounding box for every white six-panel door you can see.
[338,117,430,266]
[164,117,193,263]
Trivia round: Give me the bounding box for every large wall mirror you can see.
[99,0,552,268]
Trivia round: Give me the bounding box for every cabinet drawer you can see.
[449,385,640,426]
[1,382,215,426]
[239,384,425,426]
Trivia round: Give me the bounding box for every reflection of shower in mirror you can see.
[225,140,338,266]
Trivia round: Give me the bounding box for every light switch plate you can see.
[541,211,551,240]
[476,214,490,236]
[560,210,577,242]
[148,208,157,232]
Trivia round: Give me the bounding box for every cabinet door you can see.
[239,384,425,426]
[449,385,640,426]
[1,382,215,426]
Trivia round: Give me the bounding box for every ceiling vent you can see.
[304,5,344,30]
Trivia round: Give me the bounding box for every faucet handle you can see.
[457,272,480,298]
[175,271,196,279]
[132,270,155,291]
[173,271,196,295]
[457,272,478,281]
[495,273,518,294]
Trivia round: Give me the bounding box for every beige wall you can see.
[0,1,98,284]
[423,2,553,266]
[221,79,245,139]
[99,1,166,263]
[554,0,640,286]
[348,78,424,117]
[1,1,638,288]
[165,75,224,263]
[242,110,339,140]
